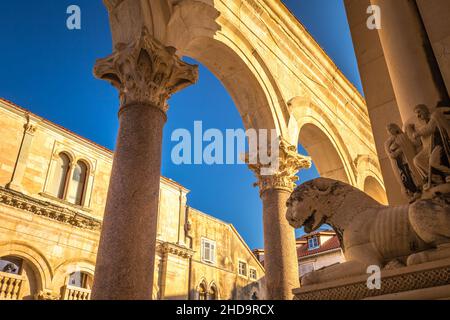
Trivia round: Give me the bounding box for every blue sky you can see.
[0,0,361,249]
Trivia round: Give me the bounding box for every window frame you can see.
[308,236,320,250]
[249,267,257,280]
[201,238,216,265]
[67,160,89,206]
[238,260,248,277]
[43,143,97,210]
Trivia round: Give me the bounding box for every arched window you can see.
[50,153,70,199]
[198,282,207,300]
[67,161,88,206]
[0,256,22,275]
[0,256,39,300]
[68,271,92,289]
[208,284,218,300]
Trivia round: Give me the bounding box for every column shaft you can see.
[90,27,197,300]
[92,104,166,300]
[262,188,299,300]
[371,0,447,123]
[247,139,311,299]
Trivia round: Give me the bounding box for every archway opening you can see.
[295,123,350,238]
[164,34,283,252]
[208,284,218,300]
[364,176,388,205]
[67,271,93,290]
[180,35,280,132]
[198,282,207,300]
[61,271,93,300]
[0,256,40,300]
[298,124,349,183]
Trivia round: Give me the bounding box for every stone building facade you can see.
[0,98,264,300]
[296,230,345,279]
[252,230,345,282]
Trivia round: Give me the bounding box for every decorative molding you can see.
[94,28,198,113]
[35,289,60,301]
[0,187,102,231]
[247,139,311,195]
[294,261,450,300]
[242,0,264,17]
[156,240,195,259]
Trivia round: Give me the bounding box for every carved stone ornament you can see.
[24,123,37,135]
[386,104,450,199]
[156,240,194,259]
[247,138,312,195]
[93,28,198,113]
[0,187,102,231]
[286,177,450,287]
[35,289,60,300]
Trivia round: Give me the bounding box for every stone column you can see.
[248,139,311,300]
[371,0,448,124]
[91,28,198,300]
[344,0,408,205]
[7,122,37,192]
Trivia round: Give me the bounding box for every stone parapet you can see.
[293,258,450,300]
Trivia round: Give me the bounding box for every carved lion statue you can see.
[286,178,450,286]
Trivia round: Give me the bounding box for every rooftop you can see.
[297,235,341,258]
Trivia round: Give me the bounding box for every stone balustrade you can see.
[0,271,24,300]
[61,285,91,300]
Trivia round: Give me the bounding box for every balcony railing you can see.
[61,285,91,300]
[0,271,24,300]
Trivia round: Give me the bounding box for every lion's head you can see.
[286,178,352,232]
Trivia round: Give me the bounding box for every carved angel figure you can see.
[409,104,450,189]
[385,123,422,198]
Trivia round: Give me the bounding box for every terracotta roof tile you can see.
[297,235,341,258]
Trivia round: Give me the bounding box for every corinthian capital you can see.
[93,28,198,113]
[247,139,312,195]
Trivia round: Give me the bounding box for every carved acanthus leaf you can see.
[247,139,312,195]
[94,28,198,113]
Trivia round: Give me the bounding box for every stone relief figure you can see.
[286,178,450,286]
[408,104,450,189]
[385,123,422,199]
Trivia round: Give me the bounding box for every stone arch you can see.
[289,98,356,185]
[167,1,288,135]
[75,157,94,174]
[0,241,53,293]
[51,259,95,293]
[196,278,208,300]
[97,0,386,300]
[54,149,76,163]
[208,281,219,300]
[354,154,388,204]
[364,176,388,205]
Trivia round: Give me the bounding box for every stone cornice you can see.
[247,139,312,195]
[0,187,102,231]
[156,240,195,259]
[94,28,198,113]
